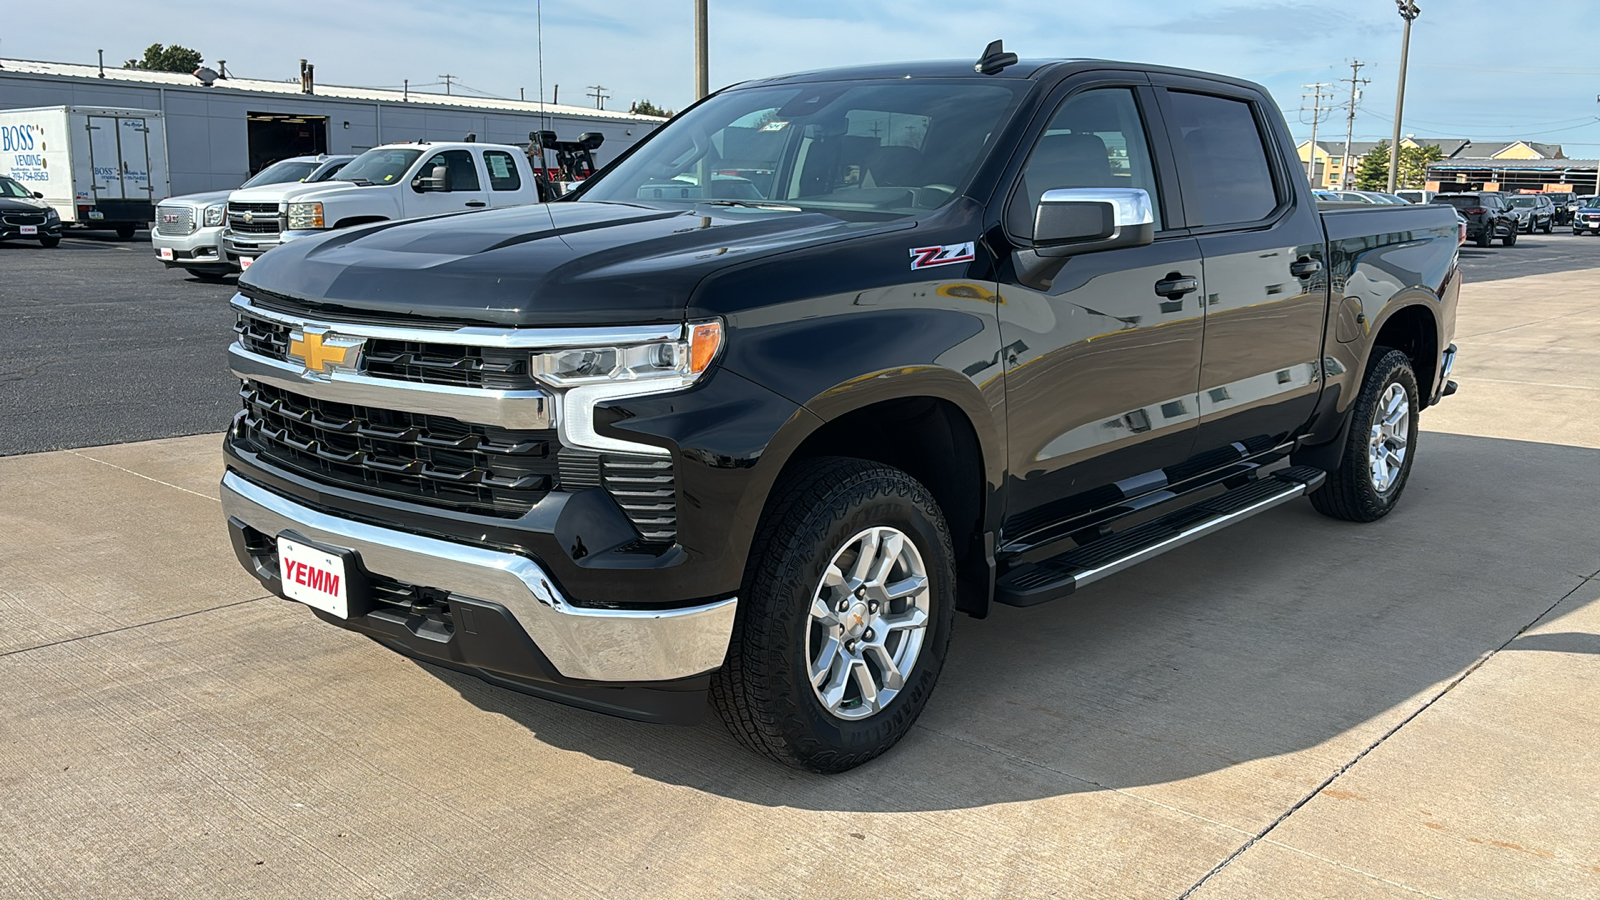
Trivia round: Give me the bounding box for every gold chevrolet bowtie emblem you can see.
[288,329,363,378]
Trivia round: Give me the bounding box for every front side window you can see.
[1165,91,1280,226]
[1007,87,1163,236]
[578,80,1026,219]
[417,151,481,192]
[484,151,522,191]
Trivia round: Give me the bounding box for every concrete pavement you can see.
[1,266,1598,897]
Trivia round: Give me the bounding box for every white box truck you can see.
[0,106,169,239]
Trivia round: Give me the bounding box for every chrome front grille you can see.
[155,205,194,235]
[231,298,680,541]
[3,213,48,227]
[227,201,283,235]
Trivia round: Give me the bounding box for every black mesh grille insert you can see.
[238,381,557,516]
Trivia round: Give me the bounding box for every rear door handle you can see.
[1290,258,1322,278]
[465,201,487,208]
[1154,275,1198,299]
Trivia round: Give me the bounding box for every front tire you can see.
[1308,349,1420,523]
[185,268,229,282]
[114,223,136,240]
[1502,227,1517,247]
[710,457,956,773]
[39,236,60,248]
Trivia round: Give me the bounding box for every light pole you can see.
[1387,0,1420,192]
[694,0,709,100]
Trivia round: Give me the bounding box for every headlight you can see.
[287,201,325,230]
[203,204,224,227]
[531,320,723,455]
[44,207,59,221]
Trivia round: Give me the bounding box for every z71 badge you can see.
[909,241,976,270]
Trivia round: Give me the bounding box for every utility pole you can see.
[586,85,610,109]
[439,74,455,95]
[1339,60,1370,189]
[694,0,709,100]
[1388,0,1421,192]
[1300,82,1335,186]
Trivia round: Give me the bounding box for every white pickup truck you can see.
[221,141,540,268]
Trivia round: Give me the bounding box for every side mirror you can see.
[1032,188,1155,256]
[412,164,450,192]
[33,191,44,199]
[1012,188,1155,289]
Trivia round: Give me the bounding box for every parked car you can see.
[1544,193,1578,226]
[1573,196,1600,235]
[1396,189,1436,205]
[0,174,63,247]
[152,155,353,280]
[1454,209,1468,245]
[221,141,541,270]
[218,49,1461,772]
[1506,194,1555,233]
[1435,192,1518,247]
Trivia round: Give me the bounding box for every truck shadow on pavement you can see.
[424,432,1600,812]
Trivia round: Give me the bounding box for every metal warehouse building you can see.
[0,58,663,197]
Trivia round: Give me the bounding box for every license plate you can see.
[20,225,37,235]
[278,536,349,618]
[158,247,174,260]
[239,256,254,270]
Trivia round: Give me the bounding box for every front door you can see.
[998,85,1205,541]
[404,149,490,218]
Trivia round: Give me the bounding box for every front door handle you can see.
[465,201,487,208]
[1154,274,1199,299]
[1290,257,1322,278]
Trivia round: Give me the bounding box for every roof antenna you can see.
[975,39,1018,75]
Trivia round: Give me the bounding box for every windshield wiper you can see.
[701,199,802,212]
[342,178,375,186]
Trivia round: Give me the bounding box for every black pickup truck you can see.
[220,45,1460,773]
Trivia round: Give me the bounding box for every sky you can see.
[7,0,1600,156]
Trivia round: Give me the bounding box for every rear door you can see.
[116,116,156,204]
[1152,79,1328,458]
[997,79,1207,538]
[86,115,125,200]
[481,148,530,206]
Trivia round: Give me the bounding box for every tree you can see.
[630,99,674,118]
[1353,142,1391,191]
[124,44,204,74]
[1398,143,1444,190]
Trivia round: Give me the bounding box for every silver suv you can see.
[152,154,353,281]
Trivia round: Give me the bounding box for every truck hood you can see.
[229,181,369,205]
[160,189,232,208]
[239,201,895,326]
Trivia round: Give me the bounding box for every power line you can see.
[1337,60,1370,189]
[438,73,455,95]
[1299,82,1335,183]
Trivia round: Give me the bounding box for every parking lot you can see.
[2,229,1599,897]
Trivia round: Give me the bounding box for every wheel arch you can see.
[1368,300,1439,402]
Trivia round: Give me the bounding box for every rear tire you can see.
[114,223,136,240]
[1475,228,1492,248]
[1308,349,1420,523]
[710,457,956,773]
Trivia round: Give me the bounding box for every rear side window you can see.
[484,151,522,191]
[1165,91,1279,226]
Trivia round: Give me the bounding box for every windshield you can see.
[577,80,1027,218]
[309,160,348,182]
[1437,195,1482,210]
[0,176,32,199]
[242,160,320,188]
[1509,196,1540,207]
[334,148,424,185]
[1580,196,1600,209]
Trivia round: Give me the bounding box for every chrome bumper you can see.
[220,471,736,682]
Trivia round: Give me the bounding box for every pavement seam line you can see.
[65,449,220,504]
[1177,574,1596,899]
[1259,838,1450,899]
[914,724,1255,838]
[0,596,269,661]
